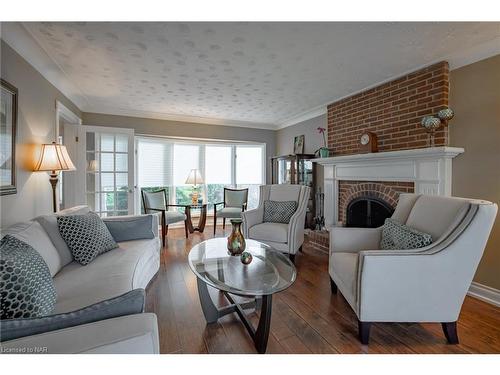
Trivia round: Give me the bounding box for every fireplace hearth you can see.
[346,196,394,228]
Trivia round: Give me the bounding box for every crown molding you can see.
[84,105,277,130]
[1,22,89,109]
[276,105,327,129]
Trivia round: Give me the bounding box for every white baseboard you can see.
[467,282,500,307]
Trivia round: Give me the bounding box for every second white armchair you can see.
[242,184,310,263]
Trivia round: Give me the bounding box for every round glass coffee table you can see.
[188,238,296,353]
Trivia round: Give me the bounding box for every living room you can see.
[1,1,499,372]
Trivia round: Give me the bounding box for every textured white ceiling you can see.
[23,22,500,128]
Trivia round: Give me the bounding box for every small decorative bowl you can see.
[240,251,253,265]
[421,116,441,130]
[437,108,454,122]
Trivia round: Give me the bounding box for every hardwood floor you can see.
[145,227,500,354]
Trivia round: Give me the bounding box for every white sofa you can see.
[0,206,161,354]
[242,184,310,262]
[329,194,498,345]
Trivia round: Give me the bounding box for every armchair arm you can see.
[241,207,264,238]
[287,187,310,254]
[329,226,382,253]
[356,249,468,322]
[213,202,224,213]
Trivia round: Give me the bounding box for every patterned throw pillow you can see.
[0,235,57,319]
[263,200,298,224]
[380,218,433,250]
[57,212,118,265]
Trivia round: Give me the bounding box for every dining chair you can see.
[213,188,249,235]
[141,188,188,246]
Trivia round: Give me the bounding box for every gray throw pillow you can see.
[0,289,146,342]
[57,212,118,265]
[380,218,433,250]
[0,235,57,320]
[263,200,298,224]
[104,215,154,242]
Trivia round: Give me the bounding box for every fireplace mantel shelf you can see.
[313,146,464,227]
[313,146,464,166]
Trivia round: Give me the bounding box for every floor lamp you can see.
[33,142,76,212]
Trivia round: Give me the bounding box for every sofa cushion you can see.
[405,195,470,241]
[249,222,288,243]
[263,200,297,224]
[2,221,62,276]
[0,235,57,319]
[53,238,159,313]
[380,218,433,250]
[35,206,91,267]
[104,215,155,242]
[217,207,242,218]
[57,212,118,265]
[0,289,145,342]
[330,252,359,302]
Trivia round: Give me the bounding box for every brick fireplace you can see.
[306,61,463,252]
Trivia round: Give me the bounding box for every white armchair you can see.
[329,194,497,345]
[242,184,310,263]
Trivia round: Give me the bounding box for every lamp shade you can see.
[185,169,204,185]
[34,142,76,172]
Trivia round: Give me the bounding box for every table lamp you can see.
[185,169,204,205]
[34,142,76,212]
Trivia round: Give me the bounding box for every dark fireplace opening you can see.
[346,196,394,228]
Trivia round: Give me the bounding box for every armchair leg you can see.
[184,220,189,239]
[358,320,371,345]
[223,218,226,230]
[213,212,217,235]
[288,254,296,264]
[442,322,459,344]
[330,277,337,294]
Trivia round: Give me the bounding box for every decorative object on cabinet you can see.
[0,79,18,196]
[33,142,76,212]
[316,127,329,158]
[359,132,378,153]
[293,134,304,154]
[270,153,316,228]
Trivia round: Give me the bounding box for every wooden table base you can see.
[196,277,272,354]
[186,204,207,233]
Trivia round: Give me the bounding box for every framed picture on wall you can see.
[0,79,18,196]
[293,134,304,154]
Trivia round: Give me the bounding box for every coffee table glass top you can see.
[188,238,296,297]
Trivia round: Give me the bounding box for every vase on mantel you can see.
[227,219,246,256]
[319,147,329,158]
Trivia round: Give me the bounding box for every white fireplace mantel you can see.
[313,146,464,227]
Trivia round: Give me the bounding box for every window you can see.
[136,138,265,213]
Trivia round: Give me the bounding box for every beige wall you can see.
[0,39,82,228]
[450,54,500,290]
[82,112,276,182]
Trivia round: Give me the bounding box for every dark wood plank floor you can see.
[145,226,500,354]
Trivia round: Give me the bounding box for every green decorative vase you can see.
[227,219,246,256]
[319,147,329,158]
